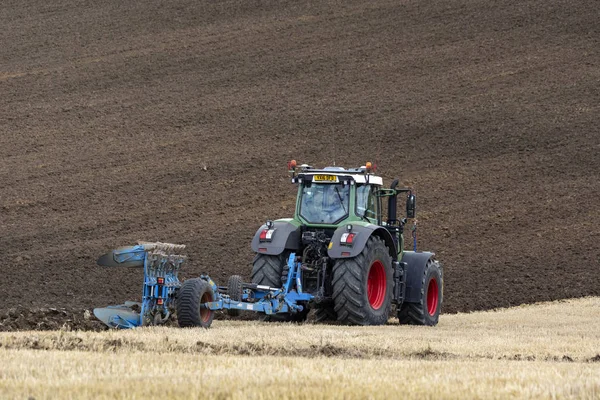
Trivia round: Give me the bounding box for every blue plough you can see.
[94,242,313,329]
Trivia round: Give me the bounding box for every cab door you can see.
[356,184,378,223]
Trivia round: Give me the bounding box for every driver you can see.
[303,185,347,223]
[302,189,323,222]
[322,185,346,222]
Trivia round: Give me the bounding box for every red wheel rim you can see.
[367,260,386,310]
[200,292,213,322]
[427,278,439,316]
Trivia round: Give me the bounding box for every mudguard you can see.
[401,251,436,303]
[250,220,301,255]
[328,224,397,260]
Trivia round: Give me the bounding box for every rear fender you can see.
[328,224,397,260]
[401,251,436,303]
[251,220,301,256]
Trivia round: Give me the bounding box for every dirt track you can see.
[1,0,599,326]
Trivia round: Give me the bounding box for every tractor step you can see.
[393,261,406,304]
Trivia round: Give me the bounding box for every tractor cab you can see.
[292,164,383,226]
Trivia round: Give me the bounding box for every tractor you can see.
[94,161,443,328]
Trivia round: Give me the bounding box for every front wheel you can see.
[398,259,443,326]
[332,236,393,325]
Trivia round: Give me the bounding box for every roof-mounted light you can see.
[288,159,297,171]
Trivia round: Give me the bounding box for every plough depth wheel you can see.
[177,278,215,328]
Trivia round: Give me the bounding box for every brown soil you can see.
[0,306,106,332]
[1,0,599,330]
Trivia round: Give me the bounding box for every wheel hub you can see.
[200,292,213,322]
[427,278,439,316]
[367,260,386,310]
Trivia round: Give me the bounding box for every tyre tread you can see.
[332,236,392,326]
[177,278,214,328]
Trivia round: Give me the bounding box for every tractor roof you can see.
[294,165,384,185]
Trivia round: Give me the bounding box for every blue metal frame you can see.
[141,249,184,324]
[202,253,314,315]
[94,244,184,329]
[95,247,314,329]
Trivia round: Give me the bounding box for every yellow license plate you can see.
[313,175,338,182]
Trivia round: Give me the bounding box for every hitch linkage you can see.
[203,254,313,316]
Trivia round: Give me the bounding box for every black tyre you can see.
[227,275,243,317]
[176,278,215,328]
[314,306,337,323]
[398,259,443,326]
[332,236,393,325]
[251,252,308,323]
[251,253,288,288]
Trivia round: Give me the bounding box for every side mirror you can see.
[406,194,416,219]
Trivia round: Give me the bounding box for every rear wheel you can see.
[398,259,443,326]
[251,253,288,288]
[176,278,215,328]
[332,236,393,325]
[314,306,337,323]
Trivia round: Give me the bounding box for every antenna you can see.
[333,130,336,166]
[375,138,381,174]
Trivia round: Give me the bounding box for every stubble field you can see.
[1,298,599,399]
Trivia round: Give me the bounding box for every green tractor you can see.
[92,161,443,329]
[250,161,443,326]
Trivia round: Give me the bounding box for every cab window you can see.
[300,183,350,224]
[356,184,377,220]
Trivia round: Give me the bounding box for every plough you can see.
[94,242,185,328]
[94,242,312,329]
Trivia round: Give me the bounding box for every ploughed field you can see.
[1,298,599,399]
[1,0,599,322]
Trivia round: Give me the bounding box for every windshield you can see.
[300,183,350,224]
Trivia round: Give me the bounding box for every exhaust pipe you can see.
[387,179,399,225]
